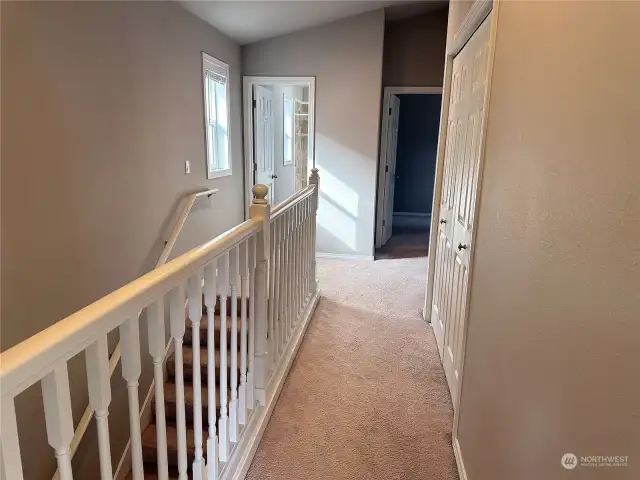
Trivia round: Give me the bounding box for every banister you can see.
[270,184,315,220]
[46,188,218,478]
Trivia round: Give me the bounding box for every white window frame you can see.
[283,95,294,166]
[202,52,232,179]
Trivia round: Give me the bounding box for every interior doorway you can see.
[375,87,442,259]
[243,76,316,213]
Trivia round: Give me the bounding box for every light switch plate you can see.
[185,160,191,174]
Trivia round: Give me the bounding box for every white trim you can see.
[375,86,443,248]
[217,289,320,480]
[453,437,469,480]
[450,1,493,56]
[243,76,316,217]
[316,253,374,261]
[422,0,499,473]
[202,52,232,180]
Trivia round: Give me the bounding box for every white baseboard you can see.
[453,436,468,480]
[316,252,374,260]
[219,289,321,480]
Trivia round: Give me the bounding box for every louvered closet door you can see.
[432,13,492,407]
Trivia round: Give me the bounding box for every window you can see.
[202,53,231,178]
[283,96,294,165]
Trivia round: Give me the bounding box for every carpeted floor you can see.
[246,257,458,480]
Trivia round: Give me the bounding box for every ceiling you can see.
[181,1,448,45]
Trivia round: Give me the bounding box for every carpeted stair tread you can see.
[183,314,245,348]
[166,346,241,382]
[141,423,197,467]
[155,382,228,423]
[210,296,250,315]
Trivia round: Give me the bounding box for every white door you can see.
[432,14,491,407]
[381,95,401,245]
[253,85,276,204]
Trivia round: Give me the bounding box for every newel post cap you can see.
[252,184,269,204]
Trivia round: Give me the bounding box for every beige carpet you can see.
[246,257,458,480]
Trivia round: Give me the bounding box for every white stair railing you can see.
[50,187,218,480]
[0,171,320,480]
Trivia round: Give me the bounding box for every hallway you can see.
[246,257,458,480]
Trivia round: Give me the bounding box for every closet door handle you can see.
[271,174,278,179]
[440,219,447,225]
[458,243,468,251]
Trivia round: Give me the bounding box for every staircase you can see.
[131,297,246,479]
[0,172,321,480]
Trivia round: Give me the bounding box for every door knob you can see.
[458,243,468,251]
[440,219,447,224]
[271,174,278,179]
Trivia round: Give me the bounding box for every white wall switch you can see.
[185,160,191,174]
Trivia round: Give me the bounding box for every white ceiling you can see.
[181,1,447,45]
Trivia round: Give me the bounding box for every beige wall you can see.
[382,8,448,88]
[458,2,640,479]
[1,1,243,477]
[243,10,386,257]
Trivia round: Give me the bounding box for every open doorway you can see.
[375,87,442,259]
[243,77,315,212]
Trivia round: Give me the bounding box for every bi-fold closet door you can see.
[431,13,492,408]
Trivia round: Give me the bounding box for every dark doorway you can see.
[376,93,442,259]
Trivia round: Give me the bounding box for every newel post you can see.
[309,168,320,293]
[250,184,270,406]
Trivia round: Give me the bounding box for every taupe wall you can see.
[1,1,243,477]
[382,8,448,88]
[243,10,386,257]
[457,2,640,479]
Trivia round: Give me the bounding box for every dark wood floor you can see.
[375,226,430,260]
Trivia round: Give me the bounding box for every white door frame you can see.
[421,1,497,476]
[375,86,443,249]
[243,76,316,217]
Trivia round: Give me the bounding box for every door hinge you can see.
[253,99,257,108]
[382,220,386,226]
[253,163,257,172]
[388,107,392,115]
[385,165,389,173]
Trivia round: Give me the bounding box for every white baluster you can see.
[1,399,24,479]
[287,209,294,341]
[303,198,310,302]
[296,202,302,324]
[119,318,144,480]
[307,196,313,298]
[147,299,169,480]
[291,205,297,334]
[169,285,189,480]
[281,211,289,353]
[250,185,271,406]
[188,272,205,480]
[228,247,239,443]
[310,168,320,293]
[308,198,312,283]
[238,241,249,426]
[217,252,230,461]
[203,261,218,480]
[273,216,282,364]
[85,336,113,480]
[247,236,257,410]
[268,222,276,371]
[41,365,74,480]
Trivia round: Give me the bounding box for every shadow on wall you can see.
[315,133,377,257]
